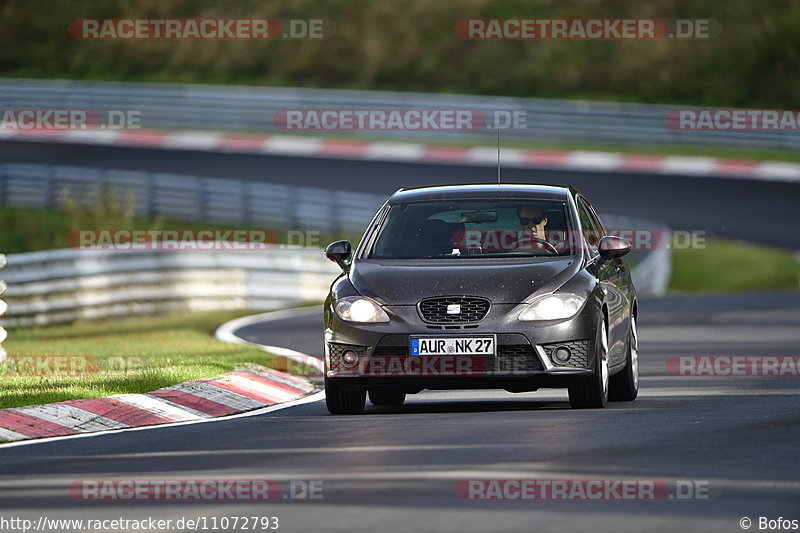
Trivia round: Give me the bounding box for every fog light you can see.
[553,346,571,364]
[342,350,359,366]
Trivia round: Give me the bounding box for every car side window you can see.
[576,197,602,255]
[584,201,607,236]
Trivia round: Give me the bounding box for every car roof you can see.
[388,183,578,204]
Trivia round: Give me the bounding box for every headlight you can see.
[518,293,586,321]
[334,296,390,323]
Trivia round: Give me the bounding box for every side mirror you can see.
[325,240,353,272]
[598,236,631,260]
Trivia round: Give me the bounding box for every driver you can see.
[517,206,549,249]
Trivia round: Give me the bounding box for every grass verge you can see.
[669,238,800,292]
[0,310,283,409]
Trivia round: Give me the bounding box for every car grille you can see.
[418,297,490,324]
[541,339,591,369]
[495,345,545,373]
[372,345,408,356]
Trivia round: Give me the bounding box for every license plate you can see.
[410,336,495,356]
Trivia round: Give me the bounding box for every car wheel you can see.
[369,389,406,406]
[325,377,366,414]
[609,314,639,401]
[568,318,609,409]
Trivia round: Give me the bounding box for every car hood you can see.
[349,257,581,305]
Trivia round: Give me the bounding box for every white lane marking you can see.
[754,161,800,182]
[364,142,424,160]
[62,130,122,144]
[262,136,322,155]
[169,381,266,411]
[660,156,718,175]
[111,394,205,422]
[0,390,324,449]
[163,131,223,150]
[466,147,525,166]
[0,427,29,442]
[567,151,623,170]
[13,404,128,432]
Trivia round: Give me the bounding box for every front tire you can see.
[325,377,366,414]
[609,314,639,401]
[568,318,609,409]
[369,389,406,406]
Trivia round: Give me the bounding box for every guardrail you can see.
[0,78,796,150]
[0,247,341,327]
[0,162,387,234]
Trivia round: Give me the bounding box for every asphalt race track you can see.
[1,293,798,533]
[0,141,798,532]
[0,140,799,248]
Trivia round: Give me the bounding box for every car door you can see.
[576,196,629,367]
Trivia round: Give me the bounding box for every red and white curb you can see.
[0,364,316,443]
[2,128,799,183]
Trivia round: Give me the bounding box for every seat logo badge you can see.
[446,304,461,315]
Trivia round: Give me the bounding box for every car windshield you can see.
[369,199,575,259]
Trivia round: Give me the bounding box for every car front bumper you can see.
[324,302,600,390]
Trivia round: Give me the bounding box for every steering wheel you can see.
[508,237,559,255]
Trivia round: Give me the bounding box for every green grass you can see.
[669,238,800,292]
[0,0,797,109]
[0,310,283,409]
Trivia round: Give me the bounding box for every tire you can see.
[609,314,639,401]
[568,318,609,409]
[369,389,406,406]
[325,377,366,414]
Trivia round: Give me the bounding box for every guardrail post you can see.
[44,165,55,209]
[240,181,249,226]
[195,176,206,222]
[143,172,155,218]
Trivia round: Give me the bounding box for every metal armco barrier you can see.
[0,247,340,327]
[0,162,387,235]
[0,78,796,150]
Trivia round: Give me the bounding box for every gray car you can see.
[323,183,638,414]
